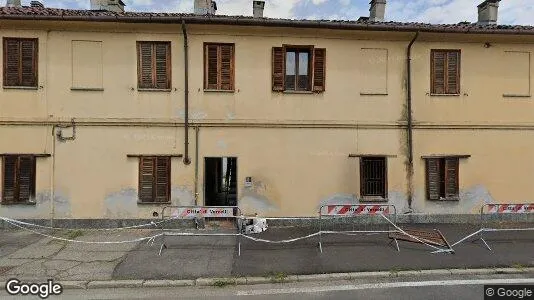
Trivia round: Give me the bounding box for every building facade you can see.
[0,1,533,221]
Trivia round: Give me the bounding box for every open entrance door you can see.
[204,157,237,207]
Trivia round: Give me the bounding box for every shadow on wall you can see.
[104,187,195,218]
[0,190,71,219]
[412,184,496,214]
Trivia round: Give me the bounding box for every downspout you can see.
[194,126,200,205]
[182,21,191,165]
[406,31,419,210]
[50,125,56,227]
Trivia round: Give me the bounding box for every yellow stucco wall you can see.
[0,20,533,219]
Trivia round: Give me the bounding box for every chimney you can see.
[90,0,125,12]
[253,1,265,18]
[195,0,216,15]
[369,0,386,22]
[5,0,22,7]
[30,1,44,8]
[477,0,500,25]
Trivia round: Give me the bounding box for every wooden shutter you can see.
[139,157,155,202]
[138,43,154,89]
[154,157,170,203]
[431,51,446,94]
[205,44,219,90]
[272,47,284,91]
[220,44,234,91]
[17,156,35,203]
[2,156,16,203]
[446,51,460,94]
[154,43,170,89]
[20,40,37,87]
[426,158,441,200]
[313,48,326,92]
[4,39,21,87]
[3,38,37,87]
[444,158,459,199]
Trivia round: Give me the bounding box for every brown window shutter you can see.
[444,158,459,198]
[313,48,326,92]
[431,51,446,94]
[154,157,170,203]
[272,47,284,91]
[446,51,460,94]
[219,44,234,91]
[138,43,154,89]
[4,39,21,87]
[154,43,170,89]
[426,158,441,200]
[205,44,219,90]
[20,40,37,87]
[139,157,155,202]
[2,156,17,203]
[17,156,35,202]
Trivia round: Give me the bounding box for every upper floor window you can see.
[2,155,36,205]
[431,49,460,95]
[138,156,171,203]
[204,43,235,91]
[360,157,387,199]
[137,41,171,90]
[3,38,38,88]
[425,157,459,201]
[272,46,326,92]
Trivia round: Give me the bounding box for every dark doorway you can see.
[204,157,237,207]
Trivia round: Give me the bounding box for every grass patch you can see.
[265,272,287,283]
[213,279,236,288]
[511,263,525,271]
[63,230,84,240]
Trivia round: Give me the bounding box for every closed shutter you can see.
[20,40,37,87]
[313,48,326,92]
[139,157,155,202]
[426,158,441,200]
[154,43,170,89]
[220,44,234,91]
[444,158,459,199]
[446,51,460,94]
[205,44,218,90]
[138,43,154,89]
[154,157,170,203]
[17,156,35,203]
[431,51,445,94]
[4,39,21,86]
[272,47,284,91]
[2,156,16,203]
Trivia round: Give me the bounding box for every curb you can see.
[50,267,534,290]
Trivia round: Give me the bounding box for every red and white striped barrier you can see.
[320,205,392,216]
[485,204,534,214]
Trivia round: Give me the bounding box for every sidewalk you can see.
[0,224,533,283]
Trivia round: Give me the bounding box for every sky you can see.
[8,0,534,25]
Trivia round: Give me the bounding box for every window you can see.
[272,46,326,92]
[3,38,38,87]
[426,157,459,201]
[138,156,171,203]
[360,157,387,199]
[2,155,36,204]
[431,49,460,95]
[137,41,171,90]
[204,43,235,91]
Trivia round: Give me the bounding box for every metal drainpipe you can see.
[50,125,56,227]
[406,31,419,209]
[194,126,200,205]
[182,21,191,165]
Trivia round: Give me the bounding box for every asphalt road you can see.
[10,274,531,300]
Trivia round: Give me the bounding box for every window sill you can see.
[429,93,460,97]
[204,89,235,93]
[360,92,388,96]
[282,90,314,94]
[3,86,38,90]
[137,201,172,205]
[503,94,531,98]
[429,198,460,202]
[71,87,104,92]
[1,201,37,206]
[137,88,172,92]
[360,197,388,203]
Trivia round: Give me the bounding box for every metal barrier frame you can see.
[318,204,399,253]
[158,206,243,256]
[451,203,534,251]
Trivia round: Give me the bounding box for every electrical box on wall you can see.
[245,177,253,188]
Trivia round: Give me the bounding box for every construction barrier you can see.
[451,203,534,251]
[158,206,243,256]
[318,204,399,253]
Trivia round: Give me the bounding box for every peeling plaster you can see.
[0,190,71,219]
[412,184,496,214]
[240,180,279,215]
[318,192,409,214]
[176,109,207,120]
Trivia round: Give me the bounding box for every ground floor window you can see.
[138,156,171,203]
[360,157,387,199]
[425,157,459,201]
[2,155,36,204]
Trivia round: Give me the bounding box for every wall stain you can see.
[240,180,279,215]
[412,184,495,214]
[0,190,71,219]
